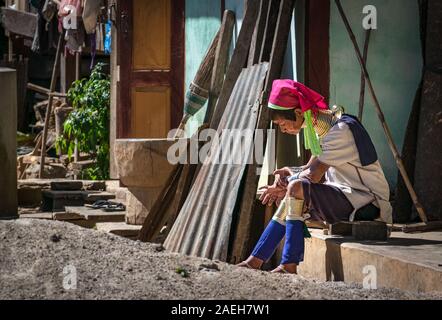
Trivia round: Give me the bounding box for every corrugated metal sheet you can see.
[164,62,269,261]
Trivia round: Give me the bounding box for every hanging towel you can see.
[83,0,102,34]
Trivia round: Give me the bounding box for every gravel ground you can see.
[0,219,440,300]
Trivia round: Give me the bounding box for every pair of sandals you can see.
[237,261,296,274]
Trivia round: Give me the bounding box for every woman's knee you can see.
[287,180,305,199]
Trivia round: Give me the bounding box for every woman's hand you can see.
[259,185,287,207]
[273,167,294,188]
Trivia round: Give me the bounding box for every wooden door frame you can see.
[305,0,330,103]
[117,0,185,139]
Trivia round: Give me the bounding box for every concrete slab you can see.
[20,213,54,220]
[65,206,125,223]
[83,192,116,203]
[53,211,83,221]
[96,222,142,238]
[298,229,442,294]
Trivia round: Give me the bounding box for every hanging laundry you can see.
[65,22,85,53]
[30,0,59,53]
[58,0,83,18]
[83,0,102,34]
[42,0,58,22]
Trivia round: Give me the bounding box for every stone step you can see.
[96,222,142,239]
[18,179,106,207]
[42,190,119,212]
[83,192,116,203]
[41,190,85,212]
[50,181,83,191]
[20,212,54,220]
[298,229,442,294]
[65,206,125,223]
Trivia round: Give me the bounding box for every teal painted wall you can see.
[329,0,423,186]
[185,0,246,135]
[185,0,222,135]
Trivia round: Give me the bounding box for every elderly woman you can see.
[238,80,392,274]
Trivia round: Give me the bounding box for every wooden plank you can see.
[259,0,281,63]
[204,10,235,124]
[1,8,37,38]
[209,0,260,130]
[402,221,442,234]
[247,0,270,66]
[229,0,296,264]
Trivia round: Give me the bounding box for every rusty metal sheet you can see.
[164,62,269,261]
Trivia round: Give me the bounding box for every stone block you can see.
[50,181,83,191]
[352,221,388,241]
[329,222,353,236]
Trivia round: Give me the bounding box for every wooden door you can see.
[117,0,185,138]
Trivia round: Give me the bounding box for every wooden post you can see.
[334,0,428,223]
[39,35,63,178]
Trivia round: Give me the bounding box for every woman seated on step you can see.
[238,80,392,274]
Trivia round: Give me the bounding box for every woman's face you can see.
[273,109,304,135]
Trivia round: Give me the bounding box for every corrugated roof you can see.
[164,62,269,261]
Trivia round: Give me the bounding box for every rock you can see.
[50,234,62,242]
[25,162,67,179]
[199,263,220,271]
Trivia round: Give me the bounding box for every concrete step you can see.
[18,179,106,207]
[297,229,442,294]
[20,212,54,220]
[96,222,142,239]
[83,192,116,203]
[64,206,125,223]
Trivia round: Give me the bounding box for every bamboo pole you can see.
[334,0,428,223]
[358,29,371,121]
[39,35,63,178]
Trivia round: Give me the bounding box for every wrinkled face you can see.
[273,109,304,135]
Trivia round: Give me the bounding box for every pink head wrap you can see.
[268,80,328,113]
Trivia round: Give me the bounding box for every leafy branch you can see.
[56,63,110,180]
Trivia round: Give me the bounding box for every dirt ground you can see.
[0,219,440,300]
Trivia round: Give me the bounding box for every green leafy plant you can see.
[56,63,110,180]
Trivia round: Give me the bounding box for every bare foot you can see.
[236,256,264,270]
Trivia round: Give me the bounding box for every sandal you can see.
[271,265,297,274]
[87,200,126,212]
[236,261,259,270]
